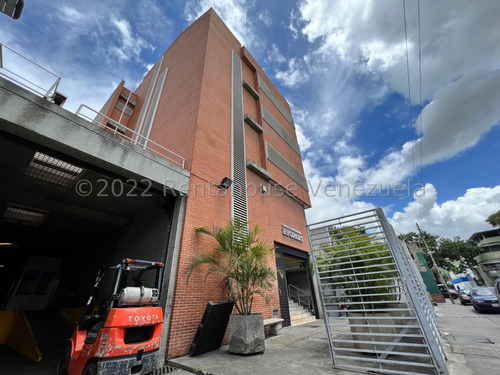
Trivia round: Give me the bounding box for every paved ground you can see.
[435,299,500,375]
[171,301,500,375]
[170,320,346,375]
[1,300,499,374]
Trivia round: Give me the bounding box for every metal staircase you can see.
[308,208,448,375]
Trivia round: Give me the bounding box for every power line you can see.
[417,0,424,220]
[402,0,416,198]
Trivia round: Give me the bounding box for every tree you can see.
[486,209,500,227]
[398,230,439,267]
[399,231,482,273]
[398,231,439,252]
[319,226,399,310]
[435,237,482,273]
[186,219,278,315]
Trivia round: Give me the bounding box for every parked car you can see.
[438,284,458,299]
[458,289,472,305]
[471,287,500,313]
[495,278,500,304]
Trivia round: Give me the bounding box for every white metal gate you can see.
[308,208,448,375]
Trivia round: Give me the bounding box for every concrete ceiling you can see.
[0,132,167,254]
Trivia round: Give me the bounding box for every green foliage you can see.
[398,231,439,252]
[186,219,279,315]
[399,230,482,273]
[435,237,482,273]
[319,227,399,310]
[398,230,439,268]
[486,209,500,227]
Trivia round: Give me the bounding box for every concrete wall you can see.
[0,77,190,195]
[114,208,171,263]
[287,271,310,294]
[63,208,171,308]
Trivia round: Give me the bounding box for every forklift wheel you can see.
[83,363,97,375]
[56,343,71,375]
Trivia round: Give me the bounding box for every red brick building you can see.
[100,9,313,357]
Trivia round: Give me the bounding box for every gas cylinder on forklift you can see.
[57,258,165,375]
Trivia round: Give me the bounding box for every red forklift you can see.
[58,258,165,375]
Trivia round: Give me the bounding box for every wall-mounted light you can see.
[217,177,232,190]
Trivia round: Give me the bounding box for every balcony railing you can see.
[0,43,185,169]
[76,105,185,169]
[0,43,62,102]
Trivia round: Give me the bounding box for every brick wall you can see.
[98,9,312,358]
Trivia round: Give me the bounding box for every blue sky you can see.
[1,0,499,239]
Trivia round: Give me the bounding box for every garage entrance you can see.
[0,134,179,373]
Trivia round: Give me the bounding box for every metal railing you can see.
[0,43,61,101]
[308,208,448,375]
[287,284,312,311]
[75,104,185,169]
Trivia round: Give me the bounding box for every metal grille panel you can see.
[231,51,248,223]
[261,105,301,155]
[258,76,295,127]
[266,143,308,190]
[308,208,448,375]
[25,151,83,187]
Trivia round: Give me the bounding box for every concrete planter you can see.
[229,314,265,354]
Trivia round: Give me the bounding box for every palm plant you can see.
[186,219,278,315]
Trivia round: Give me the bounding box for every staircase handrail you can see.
[287,284,312,311]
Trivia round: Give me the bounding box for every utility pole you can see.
[416,223,455,304]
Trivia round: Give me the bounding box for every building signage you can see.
[282,224,303,242]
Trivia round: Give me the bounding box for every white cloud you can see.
[288,9,300,39]
[61,6,86,23]
[364,70,500,186]
[290,104,313,153]
[184,0,256,48]
[390,184,500,239]
[303,159,376,225]
[258,10,272,26]
[265,44,286,64]
[294,0,500,189]
[110,18,153,62]
[275,58,310,87]
[0,1,171,113]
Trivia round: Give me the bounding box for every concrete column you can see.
[157,196,187,365]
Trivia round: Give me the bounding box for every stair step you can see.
[290,312,314,320]
[289,305,307,312]
[291,315,317,325]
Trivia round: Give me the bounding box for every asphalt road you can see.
[436,300,500,375]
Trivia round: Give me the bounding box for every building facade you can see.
[404,242,443,303]
[470,229,500,286]
[0,8,313,368]
[96,9,313,357]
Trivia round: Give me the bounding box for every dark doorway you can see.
[275,243,318,327]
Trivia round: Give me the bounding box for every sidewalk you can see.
[435,300,500,375]
[170,303,500,375]
[169,320,351,375]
